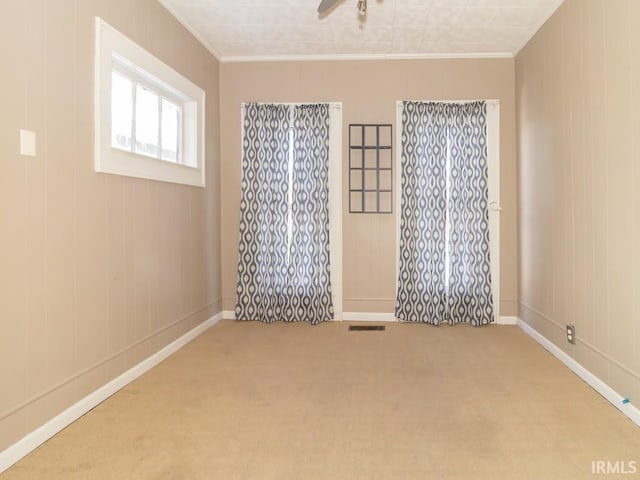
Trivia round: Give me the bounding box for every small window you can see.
[94,18,205,187]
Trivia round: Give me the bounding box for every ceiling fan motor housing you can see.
[318,0,367,15]
[358,0,367,15]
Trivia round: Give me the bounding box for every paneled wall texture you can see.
[516,0,640,403]
[0,0,221,451]
[9,0,639,461]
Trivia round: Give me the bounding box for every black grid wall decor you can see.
[348,124,393,214]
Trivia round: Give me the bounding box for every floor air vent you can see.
[348,325,386,331]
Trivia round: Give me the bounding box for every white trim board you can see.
[517,318,640,428]
[0,313,223,475]
[224,310,517,325]
[223,311,397,322]
[226,311,396,322]
[328,104,343,322]
[342,314,516,324]
[342,312,397,322]
[221,52,514,63]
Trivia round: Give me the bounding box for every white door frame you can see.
[328,103,343,321]
[394,100,501,322]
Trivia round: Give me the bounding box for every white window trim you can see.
[239,102,343,320]
[94,17,206,187]
[394,100,500,322]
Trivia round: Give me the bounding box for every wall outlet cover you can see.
[20,129,36,157]
[566,324,575,344]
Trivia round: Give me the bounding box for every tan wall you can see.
[220,58,518,316]
[0,0,221,451]
[516,0,640,402]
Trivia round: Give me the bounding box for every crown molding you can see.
[220,52,514,63]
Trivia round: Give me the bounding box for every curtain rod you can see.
[396,99,499,106]
[240,102,342,109]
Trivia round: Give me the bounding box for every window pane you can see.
[364,192,377,212]
[135,85,160,158]
[350,192,363,213]
[379,148,392,169]
[379,170,392,190]
[364,148,377,169]
[379,126,392,147]
[379,191,392,213]
[364,169,377,191]
[161,99,179,163]
[111,71,132,151]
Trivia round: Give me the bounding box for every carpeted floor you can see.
[4,320,640,479]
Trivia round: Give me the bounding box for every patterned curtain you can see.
[395,102,449,324]
[235,103,333,325]
[447,103,493,325]
[395,101,494,326]
[288,104,334,322]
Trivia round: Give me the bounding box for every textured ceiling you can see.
[159,0,564,61]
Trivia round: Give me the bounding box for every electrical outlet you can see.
[566,324,575,344]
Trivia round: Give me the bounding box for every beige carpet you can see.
[4,320,640,479]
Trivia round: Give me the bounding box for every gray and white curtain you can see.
[235,103,333,325]
[395,101,494,326]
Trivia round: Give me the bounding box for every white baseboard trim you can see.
[517,318,640,428]
[343,313,518,324]
[342,312,397,322]
[0,312,223,475]
[497,316,518,325]
[225,310,517,325]
[224,311,399,323]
